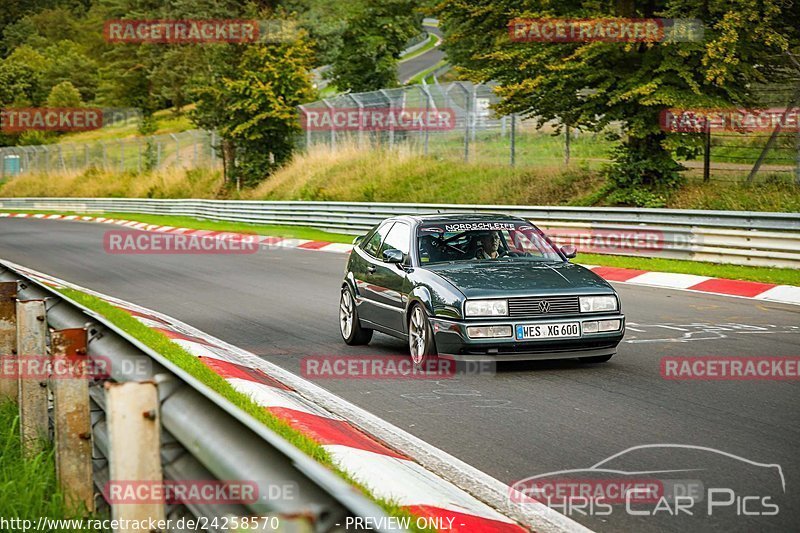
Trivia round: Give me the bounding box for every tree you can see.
[46,80,83,107]
[41,40,99,104]
[0,46,47,107]
[329,0,421,92]
[190,31,317,188]
[435,0,800,206]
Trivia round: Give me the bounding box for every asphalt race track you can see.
[2,217,798,532]
[398,25,445,84]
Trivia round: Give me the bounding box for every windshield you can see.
[417,221,563,264]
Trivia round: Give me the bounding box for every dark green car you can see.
[339,214,624,365]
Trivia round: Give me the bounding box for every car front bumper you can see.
[429,314,625,362]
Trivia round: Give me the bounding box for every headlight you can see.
[465,299,508,317]
[579,295,617,313]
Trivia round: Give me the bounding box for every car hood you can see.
[427,261,612,298]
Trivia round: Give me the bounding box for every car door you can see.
[352,221,394,325]
[370,221,411,333]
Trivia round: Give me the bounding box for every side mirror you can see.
[561,245,577,259]
[353,235,365,246]
[382,248,404,263]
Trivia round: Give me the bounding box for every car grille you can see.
[507,296,580,318]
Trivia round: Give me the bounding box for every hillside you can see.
[2,144,798,212]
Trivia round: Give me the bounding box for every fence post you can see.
[171,133,180,167]
[350,95,365,149]
[298,107,311,151]
[564,124,571,166]
[703,127,711,182]
[106,381,165,529]
[51,328,94,514]
[211,131,218,167]
[795,124,800,185]
[380,90,395,149]
[420,85,434,156]
[0,282,18,401]
[16,299,49,456]
[452,82,471,161]
[323,99,336,150]
[510,113,517,167]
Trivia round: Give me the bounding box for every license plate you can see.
[515,322,581,340]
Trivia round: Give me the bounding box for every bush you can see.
[603,135,685,207]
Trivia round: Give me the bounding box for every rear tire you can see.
[339,286,372,345]
[408,303,437,367]
[578,354,614,364]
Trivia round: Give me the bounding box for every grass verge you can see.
[579,253,800,287]
[399,33,440,62]
[0,400,94,529]
[406,59,448,84]
[4,209,798,285]
[57,288,434,532]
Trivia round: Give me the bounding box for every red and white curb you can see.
[579,265,800,306]
[1,259,585,533]
[3,211,798,306]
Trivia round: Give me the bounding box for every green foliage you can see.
[603,132,685,207]
[328,0,421,92]
[191,33,317,187]
[0,400,93,526]
[435,0,800,204]
[0,46,47,106]
[46,80,83,107]
[40,40,99,103]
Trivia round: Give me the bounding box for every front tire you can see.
[340,286,372,345]
[578,354,614,364]
[408,303,437,366]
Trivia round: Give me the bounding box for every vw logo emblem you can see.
[538,300,550,313]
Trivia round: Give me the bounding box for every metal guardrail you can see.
[1,198,799,268]
[0,262,404,533]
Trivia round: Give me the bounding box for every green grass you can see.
[57,288,434,533]
[56,108,194,144]
[4,208,798,286]
[399,33,440,62]
[406,59,448,85]
[579,253,800,286]
[0,400,95,530]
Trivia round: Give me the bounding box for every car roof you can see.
[392,213,526,225]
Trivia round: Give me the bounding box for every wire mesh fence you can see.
[0,130,220,179]
[298,81,800,183]
[1,82,798,185]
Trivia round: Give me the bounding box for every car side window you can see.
[380,222,410,260]
[362,222,394,258]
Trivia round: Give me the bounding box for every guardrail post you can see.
[51,328,94,514]
[106,381,165,530]
[0,282,18,401]
[17,299,49,456]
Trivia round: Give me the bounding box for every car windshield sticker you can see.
[424,222,517,233]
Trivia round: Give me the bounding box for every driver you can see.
[475,231,502,259]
